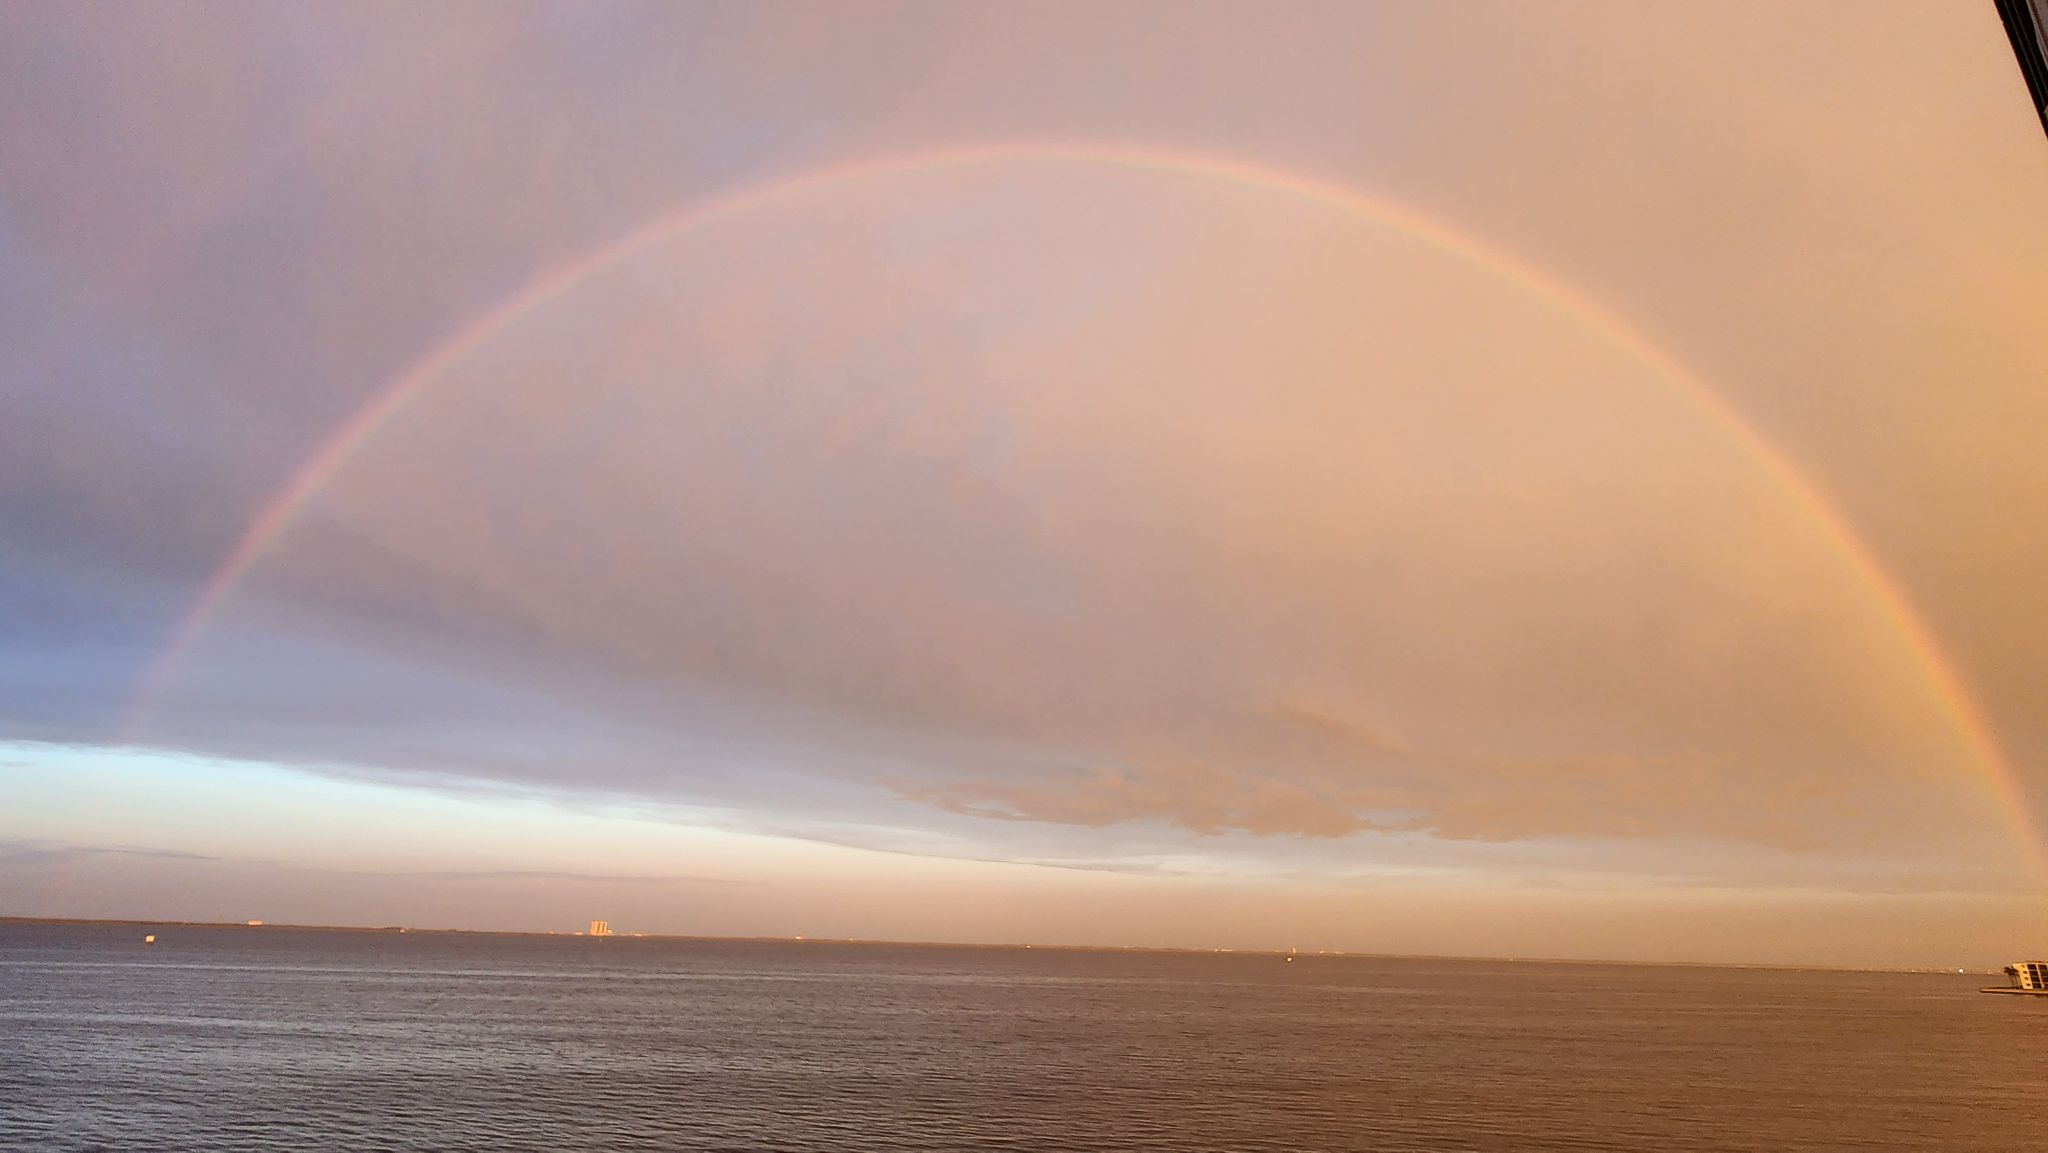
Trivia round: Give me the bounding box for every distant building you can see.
[589,920,612,937]
[1984,960,2048,995]
[246,920,264,927]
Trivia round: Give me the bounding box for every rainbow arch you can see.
[127,139,2047,884]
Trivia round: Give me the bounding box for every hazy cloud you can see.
[341,867,730,887]
[0,839,221,866]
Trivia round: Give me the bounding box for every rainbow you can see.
[126,140,2048,883]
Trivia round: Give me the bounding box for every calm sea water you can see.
[1,923,2042,1151]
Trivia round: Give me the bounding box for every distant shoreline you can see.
[0,916,1994,974]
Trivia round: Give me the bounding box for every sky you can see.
[5,2,2048,968]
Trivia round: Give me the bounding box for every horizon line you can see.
[0,914,2016,975]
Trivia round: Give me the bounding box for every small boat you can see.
[1980,960,2048,995]
[143,934,156,945]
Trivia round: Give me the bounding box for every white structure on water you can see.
[1983,961,2048,995]
[588,920,612,938]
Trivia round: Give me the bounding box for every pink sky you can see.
[4,2,2047,966]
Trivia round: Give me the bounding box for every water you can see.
[2,923,2042,1151]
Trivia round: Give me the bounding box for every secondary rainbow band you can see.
[128,139,2048,885]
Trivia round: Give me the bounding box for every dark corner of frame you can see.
[1995,0,2048,139]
